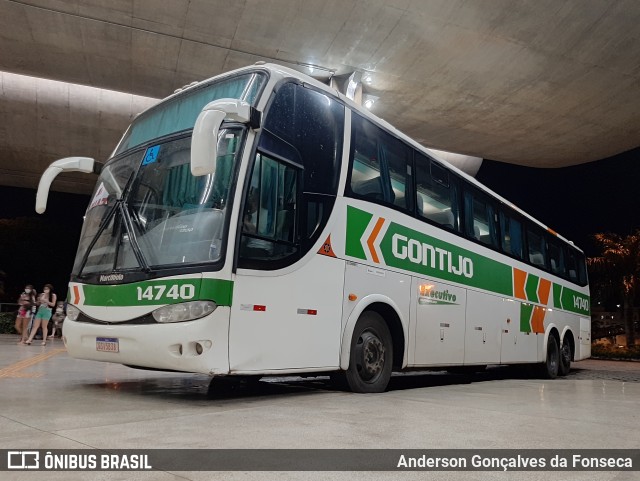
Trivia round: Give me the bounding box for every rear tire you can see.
[344,311,393,393]
[539,335,560,379]
[558,338,572,376]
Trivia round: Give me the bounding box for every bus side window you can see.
[240,79,347,269]
[415,154,459,231]
[463,188,498,247]
[567,249,579,282]
[240,153,298,262]
[250,81,343,266]
[547,237,566,276]
[499,211,523,259]
[526,227,546,267]
[567,248,588,285]
[263,82,343,197]
[349,113,412,212]
[577,251,588,285]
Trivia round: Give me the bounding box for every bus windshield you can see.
[115,72,265,155]
[74,129,245,277]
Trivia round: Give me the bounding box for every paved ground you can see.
[0,334,638,481]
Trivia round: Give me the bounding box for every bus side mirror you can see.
[35,157,97,214]
[191,99,260,177]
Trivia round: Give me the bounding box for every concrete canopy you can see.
[1,0,639,194]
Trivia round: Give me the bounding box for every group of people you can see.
[15,284,65,346]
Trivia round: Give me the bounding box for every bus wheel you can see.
[540,335,559,379]
[558,339,571,376]
[345,311,393,393]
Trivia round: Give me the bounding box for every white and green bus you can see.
[36,63,590,392]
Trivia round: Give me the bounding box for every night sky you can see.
[476,147,640,256]
[1,147,639,301]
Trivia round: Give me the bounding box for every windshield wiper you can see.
[76,203,117,276]
[120,204,150,272]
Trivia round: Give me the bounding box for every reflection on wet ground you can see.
[80,361,640,403]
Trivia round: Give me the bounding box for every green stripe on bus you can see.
[345,206,513,296]
[525,274,539,303]
[553,283,563,309]
[520,303,534,333]
[80,278,233,307]
[559,285,590,316]
[379,222,513,296]
[345,206,372,260]
[200,278,234,306]
[345,206,590,315]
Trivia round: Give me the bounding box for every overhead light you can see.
[363,94,378,109]
[308,66,315,73]
[346,71,362,101]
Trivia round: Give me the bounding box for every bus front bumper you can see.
[62,308,230,375]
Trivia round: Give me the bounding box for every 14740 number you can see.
[136,284,195,301]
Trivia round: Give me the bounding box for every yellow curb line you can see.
[0,348,66,378]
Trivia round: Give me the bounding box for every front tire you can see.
[344,311,393,393]
[540,335,560,379]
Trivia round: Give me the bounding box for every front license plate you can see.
[96,337,119,353]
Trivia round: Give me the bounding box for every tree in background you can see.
[589,231,640,347]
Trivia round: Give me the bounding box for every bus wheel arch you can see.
[342,310,394,393]
[339,297,407,373]
[363,302,405,371]
[559,329,575,376]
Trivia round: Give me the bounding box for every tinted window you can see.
[239,153,298,261]
[239,82,344,270]
[567,247,588,285]
[349,113,412,211]
[464,188,498,247]
[263,82,344,195]
[117,72,266,154]
[499,211,524,259]
[527,227,546,267]
[547,237,566,276]
[415,154,459,231]
[577,251,588,285]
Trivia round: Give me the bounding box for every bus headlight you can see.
[152,301,217,323]
[66,305,80,321]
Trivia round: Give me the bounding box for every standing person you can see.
[26,284,56,346]
[15,284,36,344]
[48,301,65,339]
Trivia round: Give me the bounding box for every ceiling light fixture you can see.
[363,94,379,109]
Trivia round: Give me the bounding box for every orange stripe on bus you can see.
[513,268,527,300]
[537,278,551,306]
[367,217,385,264]
[531,306,546,333]
[73,285,81,304]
